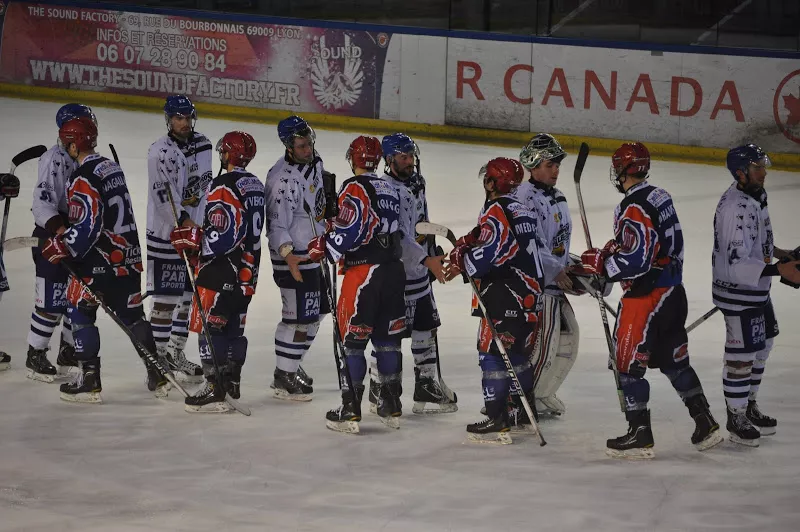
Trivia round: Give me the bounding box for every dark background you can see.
[106,0,799,51]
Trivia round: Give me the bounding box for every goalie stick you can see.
[1,145,48,255]
[416,221,546,446]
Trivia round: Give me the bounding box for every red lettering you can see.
[710,80,744,122]
[584,70,617,110]
[625,74,659,115]
[670,76,702,117]
[541,68,574,108]
[457,61,484,100]
[504,64,534,105]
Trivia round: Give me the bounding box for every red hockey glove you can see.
[170,226,203,254]
[455,225,481,248]
[0,173,20,199]
[42,235,70,264]
[448,244,469,273]
[308,235,326,263]
[580,240,621,276]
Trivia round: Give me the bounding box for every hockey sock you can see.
[723,357,753,412]
[749,338,772,401]
[304,320,321,353]
[661,364,703,403]
[130,319,158,356]
[27,310,62,350]
[411,330,437,379]
[200,333,231,367]
[228,335,248,365]
[71,323,100,362]
[619,372,650,413]
[479,351,511,415]
[374,341,402,383]
[343,347,367,388]
[149,301,176,353]
[274,321,306,373]
[168,292,191,352]
[510,353,534,395]
[61,314,73,346]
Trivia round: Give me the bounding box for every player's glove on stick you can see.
[42,235,70,264]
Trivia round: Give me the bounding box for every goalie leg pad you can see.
[534,297,579,413]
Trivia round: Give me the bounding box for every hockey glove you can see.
[307,235,327,263]
[170,226,203,254]
[42,235,71,264]
[580,240,620,276]
[0,173,20,199]
[455,225,482,248]
[447,244,469,275]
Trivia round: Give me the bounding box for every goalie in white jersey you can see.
[145,95,213,382]
[265,115,330,400]
[712,144,800,447]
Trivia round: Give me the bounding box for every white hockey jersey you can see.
[32,144,77,232]
[712,182,774,312]
[385,172,434,300]
[146,132,213,261]
[513,180,572,294]
[264,153,327,273]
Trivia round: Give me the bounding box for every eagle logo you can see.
[310,34,363,110]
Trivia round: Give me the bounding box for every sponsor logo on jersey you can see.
[127,292,143,308]
[348,323,372,340]
[208,205,230,233]
[335,198,358,228]
[388,317,406,334]
[68,197,87,225]
[95,160,119,179]
[647,187,670,208]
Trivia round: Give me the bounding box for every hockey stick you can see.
[686,307,719,334]
[302,200,361,418]
[109,143,119,164]
[59,260,190,398]
[416,221,545,445]
[161,179,251,416]
[572,142,625,412]
[1,146,48,255]
[2,236,40,252]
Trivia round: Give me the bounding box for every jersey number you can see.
[109,193,137,234]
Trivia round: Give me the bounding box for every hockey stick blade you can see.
[572,142,590,184]
[416,222,457,246]
[2,236,40,252]
[10,145,47,173]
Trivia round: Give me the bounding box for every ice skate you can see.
[272,368,312,402]
[467,415,512,445]
[606,410,655,459]
[726,408,760,447]
[145,355,171,399]
[326,386,364,434]
[296,365,313,387]
[686,395,723,451]
[25,346,57,383]
[376,381,402,429]
[535,393,565,417]
[0,352,9,371]
[368,377,379,414]
[165,340,203,383]
[223,360,243,400]
[56,339,78,377]
[508,392,538,433]
[185,371,231,413]
[59,361,102,404]
[747,400,776,436]
[412,371,458,414]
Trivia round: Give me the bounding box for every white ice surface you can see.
[1,97,799,531]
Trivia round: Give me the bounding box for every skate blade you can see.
[153,382,171,399]
[379,415,401,429]
[695,429,724,451]
[412,401,458,414]
[0,363,9,372]
[466,431,513,445]
[605,447,655,460]
[756,426,776,436]
[60,391,102,404]
[729,434,760,447]
[273,389,312,402]
[184,402,233,413]
[57,366,79,378]
[176,372,204,384]
[26,369,56,383]
[368,403,377,414]
[326,420,360,434]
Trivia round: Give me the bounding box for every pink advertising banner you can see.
[0,1,394,117]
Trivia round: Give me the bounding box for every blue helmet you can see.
[56,103,96,129]
[726,144,770,179]
[381,133,417,162]
[163,94,196,130]
[277,115,314,147]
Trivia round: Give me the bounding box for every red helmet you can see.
[611,142,650,178]
[59,117,98,152]
[217,131,257,168]
[480,157,524,194]
[346,135,382,171]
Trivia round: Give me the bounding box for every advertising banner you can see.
[0,1,394,117]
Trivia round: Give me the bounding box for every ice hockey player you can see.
[264,115,329,400]
[41,117,169,403]
[307,135,408,433]
[513,133,582,416]
[445,157,544,445]
[0,170,21,371]
[23,104,91,383]
[372,132,455,415]
[171,131,263,413]
[712,144,800,446]
[578,142,722,458]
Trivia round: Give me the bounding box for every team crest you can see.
[208,205,230,232]
[310,34,364,110]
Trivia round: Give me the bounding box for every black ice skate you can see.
[508,391,539,433]
[606,410,655,459]
[747,400,777,436]
[59,361,102,404]
[412,369,458,414]
[296,365,313,387]
[326,386,364,434]
[25,346,57,383]
[146,356,171,398]
[223,360,243,400]
[376,381,402,429]
[0,352,11,371]
[185,371,231,413]
[56,339,78,377]
[165,342,204,383]
[686,395,723,451]
[368,376,379,414]
[726,408,760,446]
[467,414,512,445]
[272,368,313,401]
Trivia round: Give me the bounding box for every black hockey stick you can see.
[302,200,361,418]
[572,142,625,413]
[109,143,119,164]
[58,260,190,398]
[161,178,251,415]
[1,145,47,255]
[417,221,545,446]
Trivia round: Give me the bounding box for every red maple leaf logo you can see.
[784,93,800,127]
